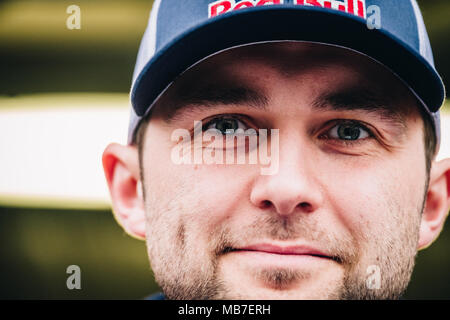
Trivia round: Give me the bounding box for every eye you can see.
[203,116,248,134]
[321,120,373,145]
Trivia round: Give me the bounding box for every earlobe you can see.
[102,143,146,240]
[417,158,450,250]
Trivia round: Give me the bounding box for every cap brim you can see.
[131,6,445,118]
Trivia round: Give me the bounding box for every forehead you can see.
[175,42,404,86]
[152,42,418,119]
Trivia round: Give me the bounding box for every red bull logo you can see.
[208,0,367,19]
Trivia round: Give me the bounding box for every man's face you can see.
[139,42,427,299]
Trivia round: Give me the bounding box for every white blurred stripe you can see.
[0,94,129,208]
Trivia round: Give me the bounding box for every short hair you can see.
[135,108,154,189]
[420,106,438,174]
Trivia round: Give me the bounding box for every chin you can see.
[223,286,340,300]
[220,271,343,300]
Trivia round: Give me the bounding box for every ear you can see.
[102,143,146,240]
[418,158,450,250]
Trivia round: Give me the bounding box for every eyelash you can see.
[318,120,375,147]
[195,115,376,147]
[198,114,253,133]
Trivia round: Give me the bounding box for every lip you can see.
[232,243,333,260]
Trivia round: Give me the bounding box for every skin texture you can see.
[102,42,450,300]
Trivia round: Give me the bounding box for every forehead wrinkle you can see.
[216,42,370,80]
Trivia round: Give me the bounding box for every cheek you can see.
[174,164,258,245]
[143,126,258,246]
[318,149,426,250]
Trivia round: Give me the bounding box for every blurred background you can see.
[0,0,449,299]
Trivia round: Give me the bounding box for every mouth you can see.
[223,243,341,264]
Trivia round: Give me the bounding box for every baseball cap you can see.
[128,0,445,152]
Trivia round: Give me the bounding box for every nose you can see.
[250,141,323,216]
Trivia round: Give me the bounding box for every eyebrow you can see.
[163,83,268,124]
[312,86,409,133]
[163,82,409,134]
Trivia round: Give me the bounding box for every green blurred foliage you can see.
[0,0,154,94]
[418,0,450,86]
[0,206,160,299]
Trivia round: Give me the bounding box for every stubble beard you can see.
[144,175,426,300]
[146,208,422,300]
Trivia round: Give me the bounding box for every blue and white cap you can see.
[129,0,445,152]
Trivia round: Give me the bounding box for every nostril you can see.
[298,202,312,211]
[261,200,272,209]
